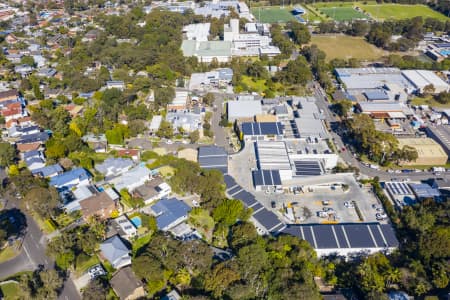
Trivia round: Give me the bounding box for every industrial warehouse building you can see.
[198,146,228,173]
[291,96,328,139]
[335,67,449,102]
[357,102,412,119]
[241,122,284,141]
[402,70,449,94]
[227,100,262,121]
[252,140,337,190]
[281,223,399,257]
[397,138,448,166]
[336,67,411,91]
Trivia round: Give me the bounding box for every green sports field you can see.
[319,7,369,21]
[251,7,297,23]
[360,4,449,21]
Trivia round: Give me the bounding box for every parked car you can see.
[322,200,330,206]
[323,207,334,212]
[317,211,328,218]
[344,201,354,208]
[271,201,276,209]
[88,264,106,279]
[376,213,388,220]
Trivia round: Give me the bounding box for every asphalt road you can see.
[0,197,50,280]
[0,195,81,300]
[313,83,449,182]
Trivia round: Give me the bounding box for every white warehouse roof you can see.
[227,100,262,120]
[401,70,449,93]
[183,23,211,42]
[255,141,292,170]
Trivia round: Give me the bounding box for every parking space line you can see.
[300,226,305,240]
[310,227,318,249]
[366,225,378,247]
[331,225,341,248]
[376,224,388,246]
[341,227,352,248]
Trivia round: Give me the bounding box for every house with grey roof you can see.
[151,198,191,231]
[23,150,46,171]
[31,163,63,178]
[166,111,202,133]
[95,157,134,179]
[100,235,131,269]
[109,165,152,192]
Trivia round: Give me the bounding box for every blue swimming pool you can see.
[131,216,142,228]
[440,49,450,56]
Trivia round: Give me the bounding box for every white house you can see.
[113,215,137,240]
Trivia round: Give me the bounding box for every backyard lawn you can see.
[132,232,153,256]
[360,4,449,21]
[188,208,215,241]
[311,35,386,61]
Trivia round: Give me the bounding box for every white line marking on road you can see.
[23,245,34,265]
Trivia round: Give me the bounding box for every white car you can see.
[344,201,354,208]
[88,264,106,279]
[166,139,173,145]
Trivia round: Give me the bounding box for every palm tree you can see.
[385,268,401,288]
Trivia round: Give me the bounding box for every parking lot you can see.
[255,175,387,225]
[228,141,389,226]
[228,142,258,191]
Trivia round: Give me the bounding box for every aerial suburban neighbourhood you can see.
[0,0,449,299]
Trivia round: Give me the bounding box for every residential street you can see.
[0,195,81,300]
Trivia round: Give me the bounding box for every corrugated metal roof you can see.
[281,223,399,250]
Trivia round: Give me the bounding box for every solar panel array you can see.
[198,146,228,173]
[294,160,322,176]
[242,122,283,136]
[252,170,282,187]
[281,223,399,250]
[385,182,413,195]
[223,174,285,233]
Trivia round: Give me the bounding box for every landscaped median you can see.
[0,246,18,264]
